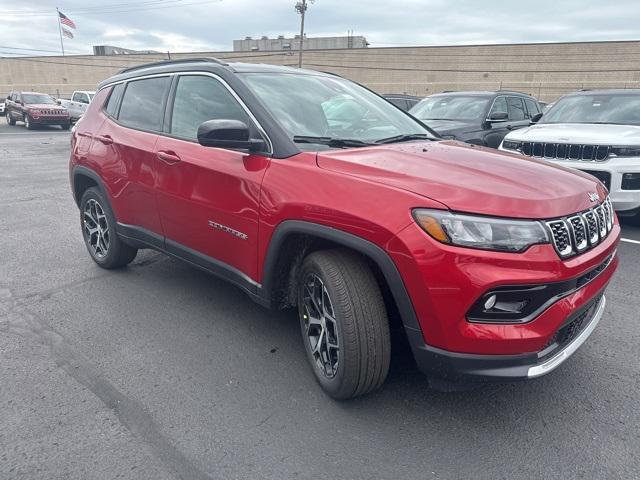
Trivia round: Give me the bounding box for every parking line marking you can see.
[621,238,640,245]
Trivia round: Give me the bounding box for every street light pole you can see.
[295,0,311,68]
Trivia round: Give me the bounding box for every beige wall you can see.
[2,40,640,102]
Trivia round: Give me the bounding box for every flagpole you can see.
[56,7,65,56]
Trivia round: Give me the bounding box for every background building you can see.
[93,45,161,55]
[2,40,639,101]
[233,34,369,52]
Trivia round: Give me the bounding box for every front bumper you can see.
[28,115,70,125]
[406,293,607,381]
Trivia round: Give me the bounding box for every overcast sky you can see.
[2,0,639,56]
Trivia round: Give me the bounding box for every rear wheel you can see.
[297,249,391,399]
[79,187,137,269]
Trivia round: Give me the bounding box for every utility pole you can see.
[295,0,313,68]
[56,7,65,56]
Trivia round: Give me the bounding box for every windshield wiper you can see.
[375,133,433,144]
[293,136,374,148]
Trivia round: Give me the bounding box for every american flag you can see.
[59,11,76,29]
[62,28,74,39]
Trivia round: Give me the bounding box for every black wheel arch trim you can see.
[260,220,421,331]
[71,165,110,207]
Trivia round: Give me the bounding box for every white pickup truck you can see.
[57,90,95,122]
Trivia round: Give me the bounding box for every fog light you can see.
[484,295,497,310]
[622,173,640,190]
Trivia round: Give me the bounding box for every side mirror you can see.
[197,119,265,152]
[530,112,543,124]
[488,112,508,121]
[56,99,62,105]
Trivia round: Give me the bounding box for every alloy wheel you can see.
[302,273,340,378]
[83,198,110,258]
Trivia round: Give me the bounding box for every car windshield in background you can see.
[22,94,56,105]
[410,95,490,121]
[241,73,433,146]
[541,93,640,126]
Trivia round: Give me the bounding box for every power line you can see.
[3,0,220,17]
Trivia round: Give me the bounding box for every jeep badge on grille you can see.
[588,192,599,202]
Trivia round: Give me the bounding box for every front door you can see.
[154,74,270,282]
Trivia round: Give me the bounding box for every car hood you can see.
[26,104,67,111]
[316,140,607,219]
[504,122,640,145]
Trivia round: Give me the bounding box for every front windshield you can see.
[541,93,640,126]
[22,94,56,105]
[241,73,433,145]
[410,95,490,121]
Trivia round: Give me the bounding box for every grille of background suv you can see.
[520,142,610,162]
[545,198,614,258]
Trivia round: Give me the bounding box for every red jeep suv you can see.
[69,59,619,399]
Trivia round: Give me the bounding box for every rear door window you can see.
[118,76,171,131]
[507,97,526,121]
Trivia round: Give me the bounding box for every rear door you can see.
[92,76,171,237]
[153,73,270,281]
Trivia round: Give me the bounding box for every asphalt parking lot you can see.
[1,122,639,480]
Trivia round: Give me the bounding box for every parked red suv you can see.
[69,59,619,399]
[6,91,70,129]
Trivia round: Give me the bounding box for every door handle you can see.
[157,150,181,165]
[95,134,113,145]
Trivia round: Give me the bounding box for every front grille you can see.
[520,142,610,162]
[544,294,603,351]
[34,109,66,116]
[546,198,614,258]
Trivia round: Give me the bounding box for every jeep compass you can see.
[69,59,619,399]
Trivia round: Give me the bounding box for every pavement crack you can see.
[1,304,213,480]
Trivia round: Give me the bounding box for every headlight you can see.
[413,209,549,252]
[501,140,521,151]
[610,146,640,157]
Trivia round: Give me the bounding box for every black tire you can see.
[79,187,137,269]
[297,249,391,399]
[24,115,33,130]
[7,113,15,125]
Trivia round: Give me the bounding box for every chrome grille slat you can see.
[520,142,611,162]
[547,198,613,258]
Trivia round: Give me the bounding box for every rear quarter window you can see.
[105,83,125,117]
[117,76,171,131]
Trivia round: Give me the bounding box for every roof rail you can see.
[497,89,530,95]
[117,57,227,74]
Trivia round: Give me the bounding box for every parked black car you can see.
[383,94,422,112]
[409,91,542,148]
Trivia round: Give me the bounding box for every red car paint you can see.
[70,65,619,383]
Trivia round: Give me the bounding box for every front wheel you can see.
[24,115,33,130]
[79,187,138,269]
[297,249,391,399]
